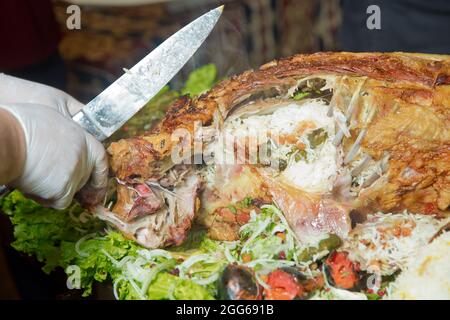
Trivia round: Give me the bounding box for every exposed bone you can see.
[350,152,390,195]
[332,77,366,146]
[344,129,367,164]
[345,77,367,121]
[146,181,183,200]
[93,173,200,248]
[327,104,334,117]
[361,172,381,188]
[91,205,130,231]
[333,130,345,146]
[351,154,372,177]
[335,111,351,138]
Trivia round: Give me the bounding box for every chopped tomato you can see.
[264,270,303,300]
[325,251,360,290]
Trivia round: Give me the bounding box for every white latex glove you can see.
[0,95,108,209]
[0,73,83,116]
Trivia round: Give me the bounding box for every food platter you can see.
[2,52,449,300]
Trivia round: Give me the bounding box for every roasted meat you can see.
[102,52,449,248]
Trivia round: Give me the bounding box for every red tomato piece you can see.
[264,269,303,300]
[325,251,360,290]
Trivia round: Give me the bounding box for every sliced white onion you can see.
[102,249,135,269]
[223,240,240,249]
[333,130,345,146]
[335,112,351,138]
[126,262,147,283]
[240,218,271,254]
[351,154,372,176]
[78,211,91,224]
[128,278,146,300]
[167,283,177,300]
[245,258,296,270]
[178,254,216,279]
[74,227,87,234]
[224,246,237,263]
[140,262,172,295]
[192,272,220,286]
[68,205,79,223]
[113,276,125,300]
[137,249,173,261]
[75,232,98,258]
[264,204,300,243]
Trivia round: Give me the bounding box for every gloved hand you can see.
[0,76,108,209]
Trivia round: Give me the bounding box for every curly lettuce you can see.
[181,64,218,96]
[1,190,103,273]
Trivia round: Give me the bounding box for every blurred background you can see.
[2,0,450,103]
[0,0,449,299]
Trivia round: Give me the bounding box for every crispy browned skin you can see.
[108,52,450,218]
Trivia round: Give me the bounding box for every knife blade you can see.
[72,6,223,141]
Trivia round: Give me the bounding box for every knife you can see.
[72,5,223,141]
[0,6,223,199]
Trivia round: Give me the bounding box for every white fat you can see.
[227,100,334,136]
[281,135,338,193]
[222,101,342,194]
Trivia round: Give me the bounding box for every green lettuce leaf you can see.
[68,231,142,296]
[249,236,284,260]
[147,273,214,300]
[1,190,103,273]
